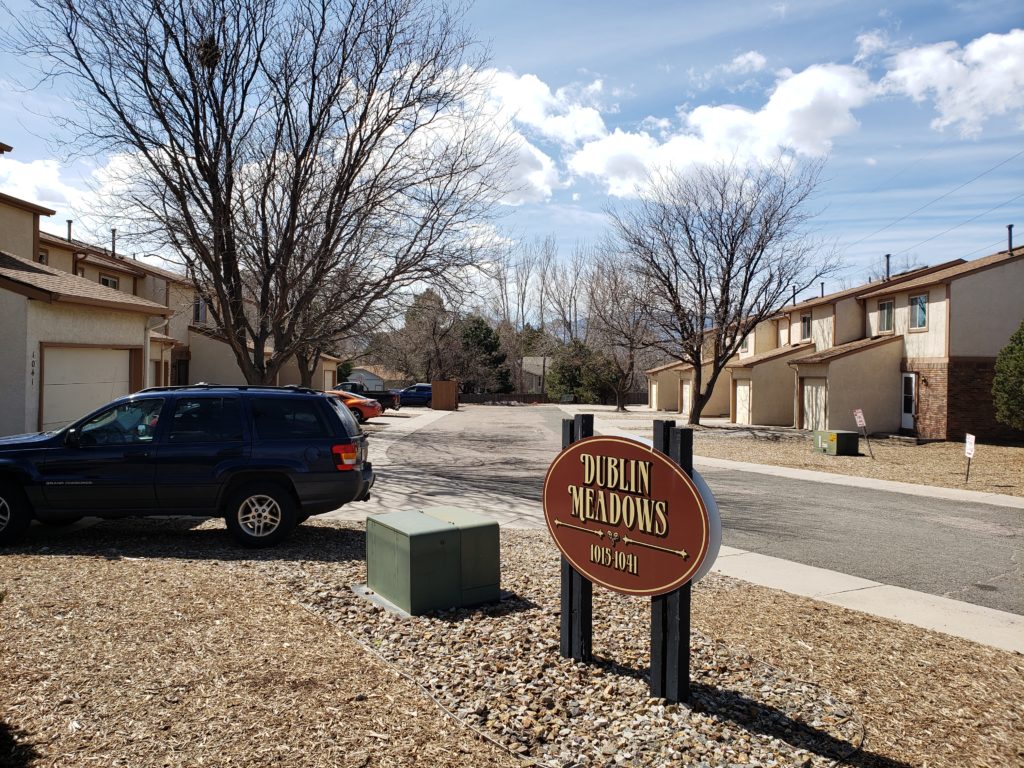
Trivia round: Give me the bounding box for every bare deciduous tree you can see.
[586,249,655,411]
[609,157,837,423]
[16,0,509,383]
[546,243,591,344]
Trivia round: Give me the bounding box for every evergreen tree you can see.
[992,319,1024,431]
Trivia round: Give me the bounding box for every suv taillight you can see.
[332,443,358,470]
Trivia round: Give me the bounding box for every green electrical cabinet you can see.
[366,507,500,615]
[812,429,859,456]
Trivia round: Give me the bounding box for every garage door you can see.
[735,380,751,425]
[42,348,131,430]
[802,378,828,431]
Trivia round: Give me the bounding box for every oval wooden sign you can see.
[542,435,710,597]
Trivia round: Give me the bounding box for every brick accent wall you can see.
[903,360,948,440]
[947,359,1024,442]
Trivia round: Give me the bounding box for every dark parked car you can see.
[398,383,432,407]
[0,385,374,548]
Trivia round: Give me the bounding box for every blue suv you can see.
[0,385,374,548]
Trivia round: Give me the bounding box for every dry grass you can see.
[0,547,516,768]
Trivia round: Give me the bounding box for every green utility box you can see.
[812,429,859,456]
[366,506,500,615]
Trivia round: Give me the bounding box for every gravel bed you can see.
[237,522,868,767]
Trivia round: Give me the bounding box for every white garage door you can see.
[43,348,131,430]
[735,380,751,425]
[802,378,828,431]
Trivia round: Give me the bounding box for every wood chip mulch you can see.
[2,518,1022,767]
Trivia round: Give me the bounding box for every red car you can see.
[328,389,383,424]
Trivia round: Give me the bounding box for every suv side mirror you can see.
[65,429,81,448]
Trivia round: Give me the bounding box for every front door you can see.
[901,373,916,430]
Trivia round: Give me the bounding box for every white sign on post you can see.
[965,433,976,458]
[853,409,866,429]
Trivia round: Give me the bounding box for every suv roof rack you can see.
[138,383,321,395]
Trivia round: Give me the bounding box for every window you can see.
[878,299,894,333]
[78,399,164,446]
[37,249,48,265]
[167,398,244,443]
[739,334,751,353]
[192,296,208,324]
[909,294,928,330]
[77,267,85,277]
[800,313,812,341]
[251,398,329,439]
[99,274,120,290]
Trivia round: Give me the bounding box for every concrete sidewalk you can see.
[363,407,1024,654]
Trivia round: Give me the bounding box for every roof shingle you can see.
[0,251,169,316]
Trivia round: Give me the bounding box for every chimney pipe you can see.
[791,285,796,305]
[66,220,72,242]
[885,253,891,281]
[111,228,117,257]
[1008,224,1014,253]
[820,282,825,297]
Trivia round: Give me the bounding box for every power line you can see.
[892,192,1024,256]
[841,147,1024,251]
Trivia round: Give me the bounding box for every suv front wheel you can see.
[225,482,297,548]
[0,483,31,545]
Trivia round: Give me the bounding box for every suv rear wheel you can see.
[224,483,297,548]
[0,483,31,545]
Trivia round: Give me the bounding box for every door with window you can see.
[901,373,916,431]
[156,397,249,512]
[42,398,165,510]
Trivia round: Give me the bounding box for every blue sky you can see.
[1,0,1022,291]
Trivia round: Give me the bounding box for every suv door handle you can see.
[124,449,150,459]
[217,447,243,458]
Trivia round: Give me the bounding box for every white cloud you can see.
[881,28,1024,136]
[854,30,889,63]
[570,64,874,197]
[865,157,877,166]
[484,70,608,145]
[726,51,767,74]
[502,136,563,205]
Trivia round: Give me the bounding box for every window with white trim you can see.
[878,299,894,333]
[99,273,119,290]
[909,294,927,329]
[800,313,812,341]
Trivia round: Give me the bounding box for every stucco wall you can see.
[834,296,864,345]
[187,331,255,385]
[679,363,729,416]
[22,302,150,434]
[166,283,197,343]
[902,285,947,359]
[278,356,339,389]
[39,240,76,274]
[652,368,680,411]
[0,205,35,259]
[827,341,903,433]
[948,259,1024,358]
[750,353,807,426]
[811,305,834,349]
[777,317,790,346]
[0,292,29,436]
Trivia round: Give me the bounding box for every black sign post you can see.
[650,420,692,702]
[560,413,593,662]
